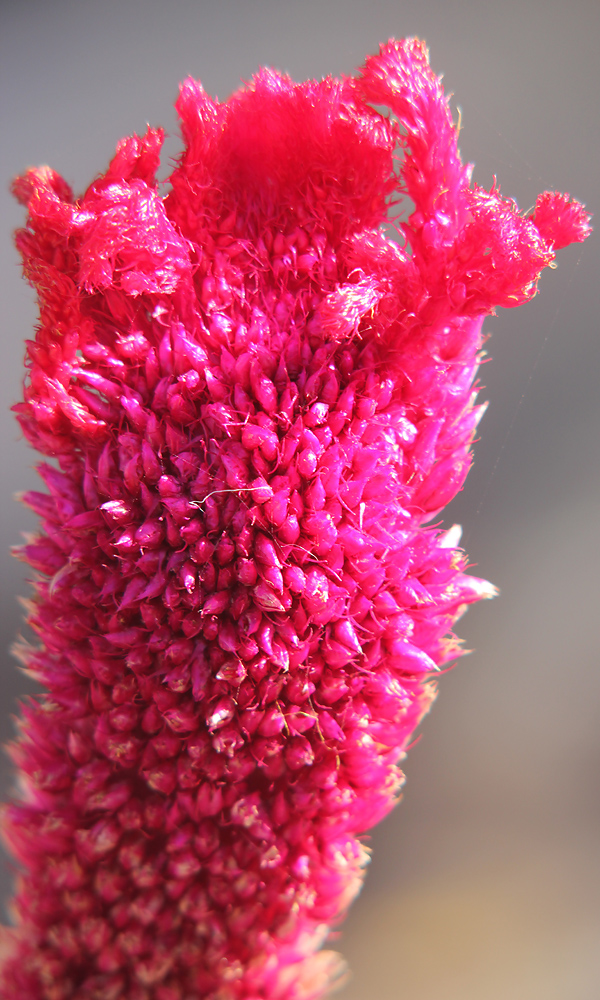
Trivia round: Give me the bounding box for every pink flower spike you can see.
[2,38,590,1000]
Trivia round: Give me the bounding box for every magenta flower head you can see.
[2,38,590,1000]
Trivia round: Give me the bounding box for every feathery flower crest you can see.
[1,38,590,1000]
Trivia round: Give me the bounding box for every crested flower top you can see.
[2,38,590,1000]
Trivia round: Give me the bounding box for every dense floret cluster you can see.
[1,38,589,1000]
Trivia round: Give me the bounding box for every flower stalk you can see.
[1,38,590,1000]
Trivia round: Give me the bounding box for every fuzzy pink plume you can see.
[1,37,590,1000]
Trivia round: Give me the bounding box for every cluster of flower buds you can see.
[1,37,589,1000]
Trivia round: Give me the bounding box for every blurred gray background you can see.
[1,1,598,997]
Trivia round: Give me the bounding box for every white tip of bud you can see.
[470,577,498,600]
[439,523,463,548]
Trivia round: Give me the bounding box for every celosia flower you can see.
[1,38,590,1000]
